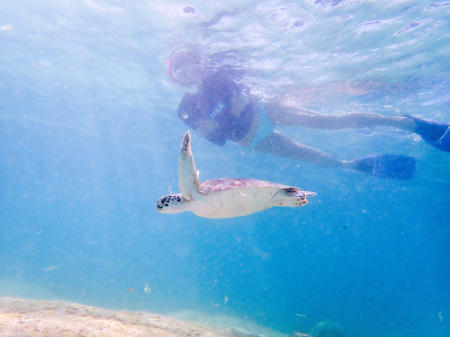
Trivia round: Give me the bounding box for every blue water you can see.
[1,1,449,336]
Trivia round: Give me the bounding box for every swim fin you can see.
[406,115,450,152]
[351,154,416,180]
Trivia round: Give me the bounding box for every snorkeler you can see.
[168,49,449,180]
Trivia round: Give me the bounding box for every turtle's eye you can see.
[156,196,169,209]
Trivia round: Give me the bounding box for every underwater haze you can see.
[1,1,449,337]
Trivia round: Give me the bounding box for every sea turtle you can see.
[156,131,316,219]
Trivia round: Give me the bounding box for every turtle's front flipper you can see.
[178,131,202,200]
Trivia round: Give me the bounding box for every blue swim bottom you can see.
[249,102,275,149]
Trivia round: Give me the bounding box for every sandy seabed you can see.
[0,297,231,337]
[0,297,312,337]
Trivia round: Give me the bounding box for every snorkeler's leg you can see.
[254,131,344,168]
[264,101,415,130]
[267,104,450,152]
[254,131,416,179]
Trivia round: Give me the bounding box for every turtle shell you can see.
[199,178,291,193]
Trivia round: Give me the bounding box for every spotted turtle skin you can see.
[156,194,182,210]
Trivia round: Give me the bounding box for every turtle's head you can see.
[156,193,189,214]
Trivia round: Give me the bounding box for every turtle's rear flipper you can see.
[275,187,317,207]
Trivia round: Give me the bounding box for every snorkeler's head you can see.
[167,49,205,86]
